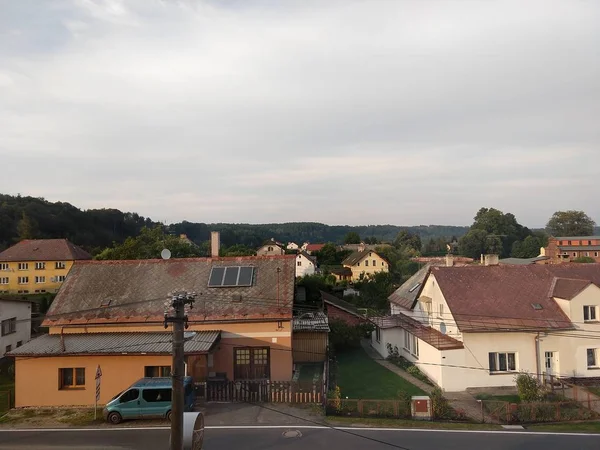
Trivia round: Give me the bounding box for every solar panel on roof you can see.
[208,266,255,287]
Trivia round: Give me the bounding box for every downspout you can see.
[535,332,541,382]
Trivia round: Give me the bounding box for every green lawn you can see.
[335,348,425,399]
[587,386,600,397]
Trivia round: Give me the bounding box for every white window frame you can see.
[0,277,8,285]
[587,348,598,369]
[403,330,419,357]
[55,262,67,269]
[0,263,8,271]
[489,352,517,373]
[35,276,46,284]
[584,305,598,322]
[57,275,67,282]
[403,330,410,351]
[375,326,381,343]
[438,304,444,318]
[17,276,29,284]
[18,263,28,271]
[35,262,45,270]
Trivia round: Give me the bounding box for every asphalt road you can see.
[0,426,598,450]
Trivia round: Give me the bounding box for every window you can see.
[119,389,139,403]
[585,252,590,257]
[573,252,577,257]
[268,246,273,251]
[59,368,85,389]
[375,326,381,343]
[5,345,11,353]
[0,278,8,285]
[364,260,369,266]
[35,276,46,284]
[595,252,599,257]
[372,260,376,266]
[438,304,444,317]
[35,262,45,270]
[0,263,8,271]
[55,262,66,269]
[382,261,385,266]
[1,318,16,336]
[584,306,597,322]
[403,330,410,351]
[57,275,66,282]
[489,352,517,373]
[145,366,171,377]
[143,388,171,403]
[18,277,28,284]
[234,347,270,380]
[18,263,28,270]
[403,330,419,357]
[16,341,22,347]
[587,349,598,368]
[297,261,302,266]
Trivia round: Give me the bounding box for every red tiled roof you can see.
[371,314,464,350]
[0,239,91,262]
[431,264,600,332]
[43,255,296,327]
[550,277,592,300]
[305,244,325,252]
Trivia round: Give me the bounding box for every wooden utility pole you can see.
[164,292,196,450]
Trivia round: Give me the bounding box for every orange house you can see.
[10,253,296,407]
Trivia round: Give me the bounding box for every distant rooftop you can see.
[0,239,91,262]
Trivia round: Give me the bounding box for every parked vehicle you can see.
[103,376,195,424]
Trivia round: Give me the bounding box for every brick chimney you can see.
[211,231,220,258]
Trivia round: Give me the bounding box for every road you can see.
[0,426,598,449]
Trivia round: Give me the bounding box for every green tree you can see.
[95,226,205,260]
[314,243,338,265]
[393,230,422,252]
[546,210,596,237]
[511,235,542,258]
[458,229,489,259]
[353,271,396,311]
[296,274,336,308]
[573,256,595,263]
[220,244,255,256]
[16,212,39,240]
[343,232,361,244]
[470,207,530,257]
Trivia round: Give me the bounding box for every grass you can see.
[527,422,600,433]
[587,386,600,397]
[335,348,426,399]
[326,416,501,430]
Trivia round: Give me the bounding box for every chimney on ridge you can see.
[445,254,454,267]
[211,231,220,258]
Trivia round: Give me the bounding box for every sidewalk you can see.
[360,340,499,423]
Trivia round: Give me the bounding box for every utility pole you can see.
[164,291,196,450]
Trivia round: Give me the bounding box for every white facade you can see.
[295,253,316,278]
[0,300,31,357]
[372,274,600,392]
[256,244,285,256]
[287,242,299,250]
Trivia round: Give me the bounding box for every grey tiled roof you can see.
[388,264,431,310]
[43,255,296,326]
[8,331,221,356]
[499,256,549,265]
[293,312,330,332]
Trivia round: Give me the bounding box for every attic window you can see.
[408,283,421,293]
[101,299,112,307]
[209,266,255,287]
[531,303,543,310]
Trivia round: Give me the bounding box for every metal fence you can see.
[482,399,600,424]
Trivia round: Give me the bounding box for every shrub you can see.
[430,387,452,419]
[515,372,543,402]
[407,365,422,378]
[329,320,374,352]
[397,390,412,419]
[328,386,342,414]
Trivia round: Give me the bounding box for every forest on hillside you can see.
[0,194,469,254]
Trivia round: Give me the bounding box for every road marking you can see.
[0,425,598,437]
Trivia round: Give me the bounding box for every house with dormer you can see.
[370,261,600,392]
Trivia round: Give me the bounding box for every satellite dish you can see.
[161,249,172,260]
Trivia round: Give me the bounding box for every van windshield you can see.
[111,391,124,401]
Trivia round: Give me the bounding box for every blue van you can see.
[103,377,195,424]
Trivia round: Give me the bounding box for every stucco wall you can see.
[348,252,389,281]
[0,260,74,294]
[0,300,31,357]
[295,254,315,278]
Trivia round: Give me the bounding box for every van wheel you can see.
[166,410,172,422]
[107,412,122,424]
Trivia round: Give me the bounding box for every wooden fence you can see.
[204,380,322,404]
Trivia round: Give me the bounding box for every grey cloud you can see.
[0,0,599,227]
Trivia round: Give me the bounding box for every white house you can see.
[371,261,600,392]
[287,242,299,251]
[0,299,32,358]
[296,251,316,278]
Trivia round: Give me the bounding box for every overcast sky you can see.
[1,0,599,227]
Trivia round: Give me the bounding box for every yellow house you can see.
[342,249,389,281]
[9,251,297,408]
[0,239,91,295]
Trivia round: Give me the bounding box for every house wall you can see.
[256,245,285,256]
[295,254,315,278]
[15,354,173,407]
[410,274,461,339]
[0,301,31,357]
[292,331,327,363]
[347,252,389,281]
[0,260,74,294]
[370,327,404,359]
[326,304,365,326]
